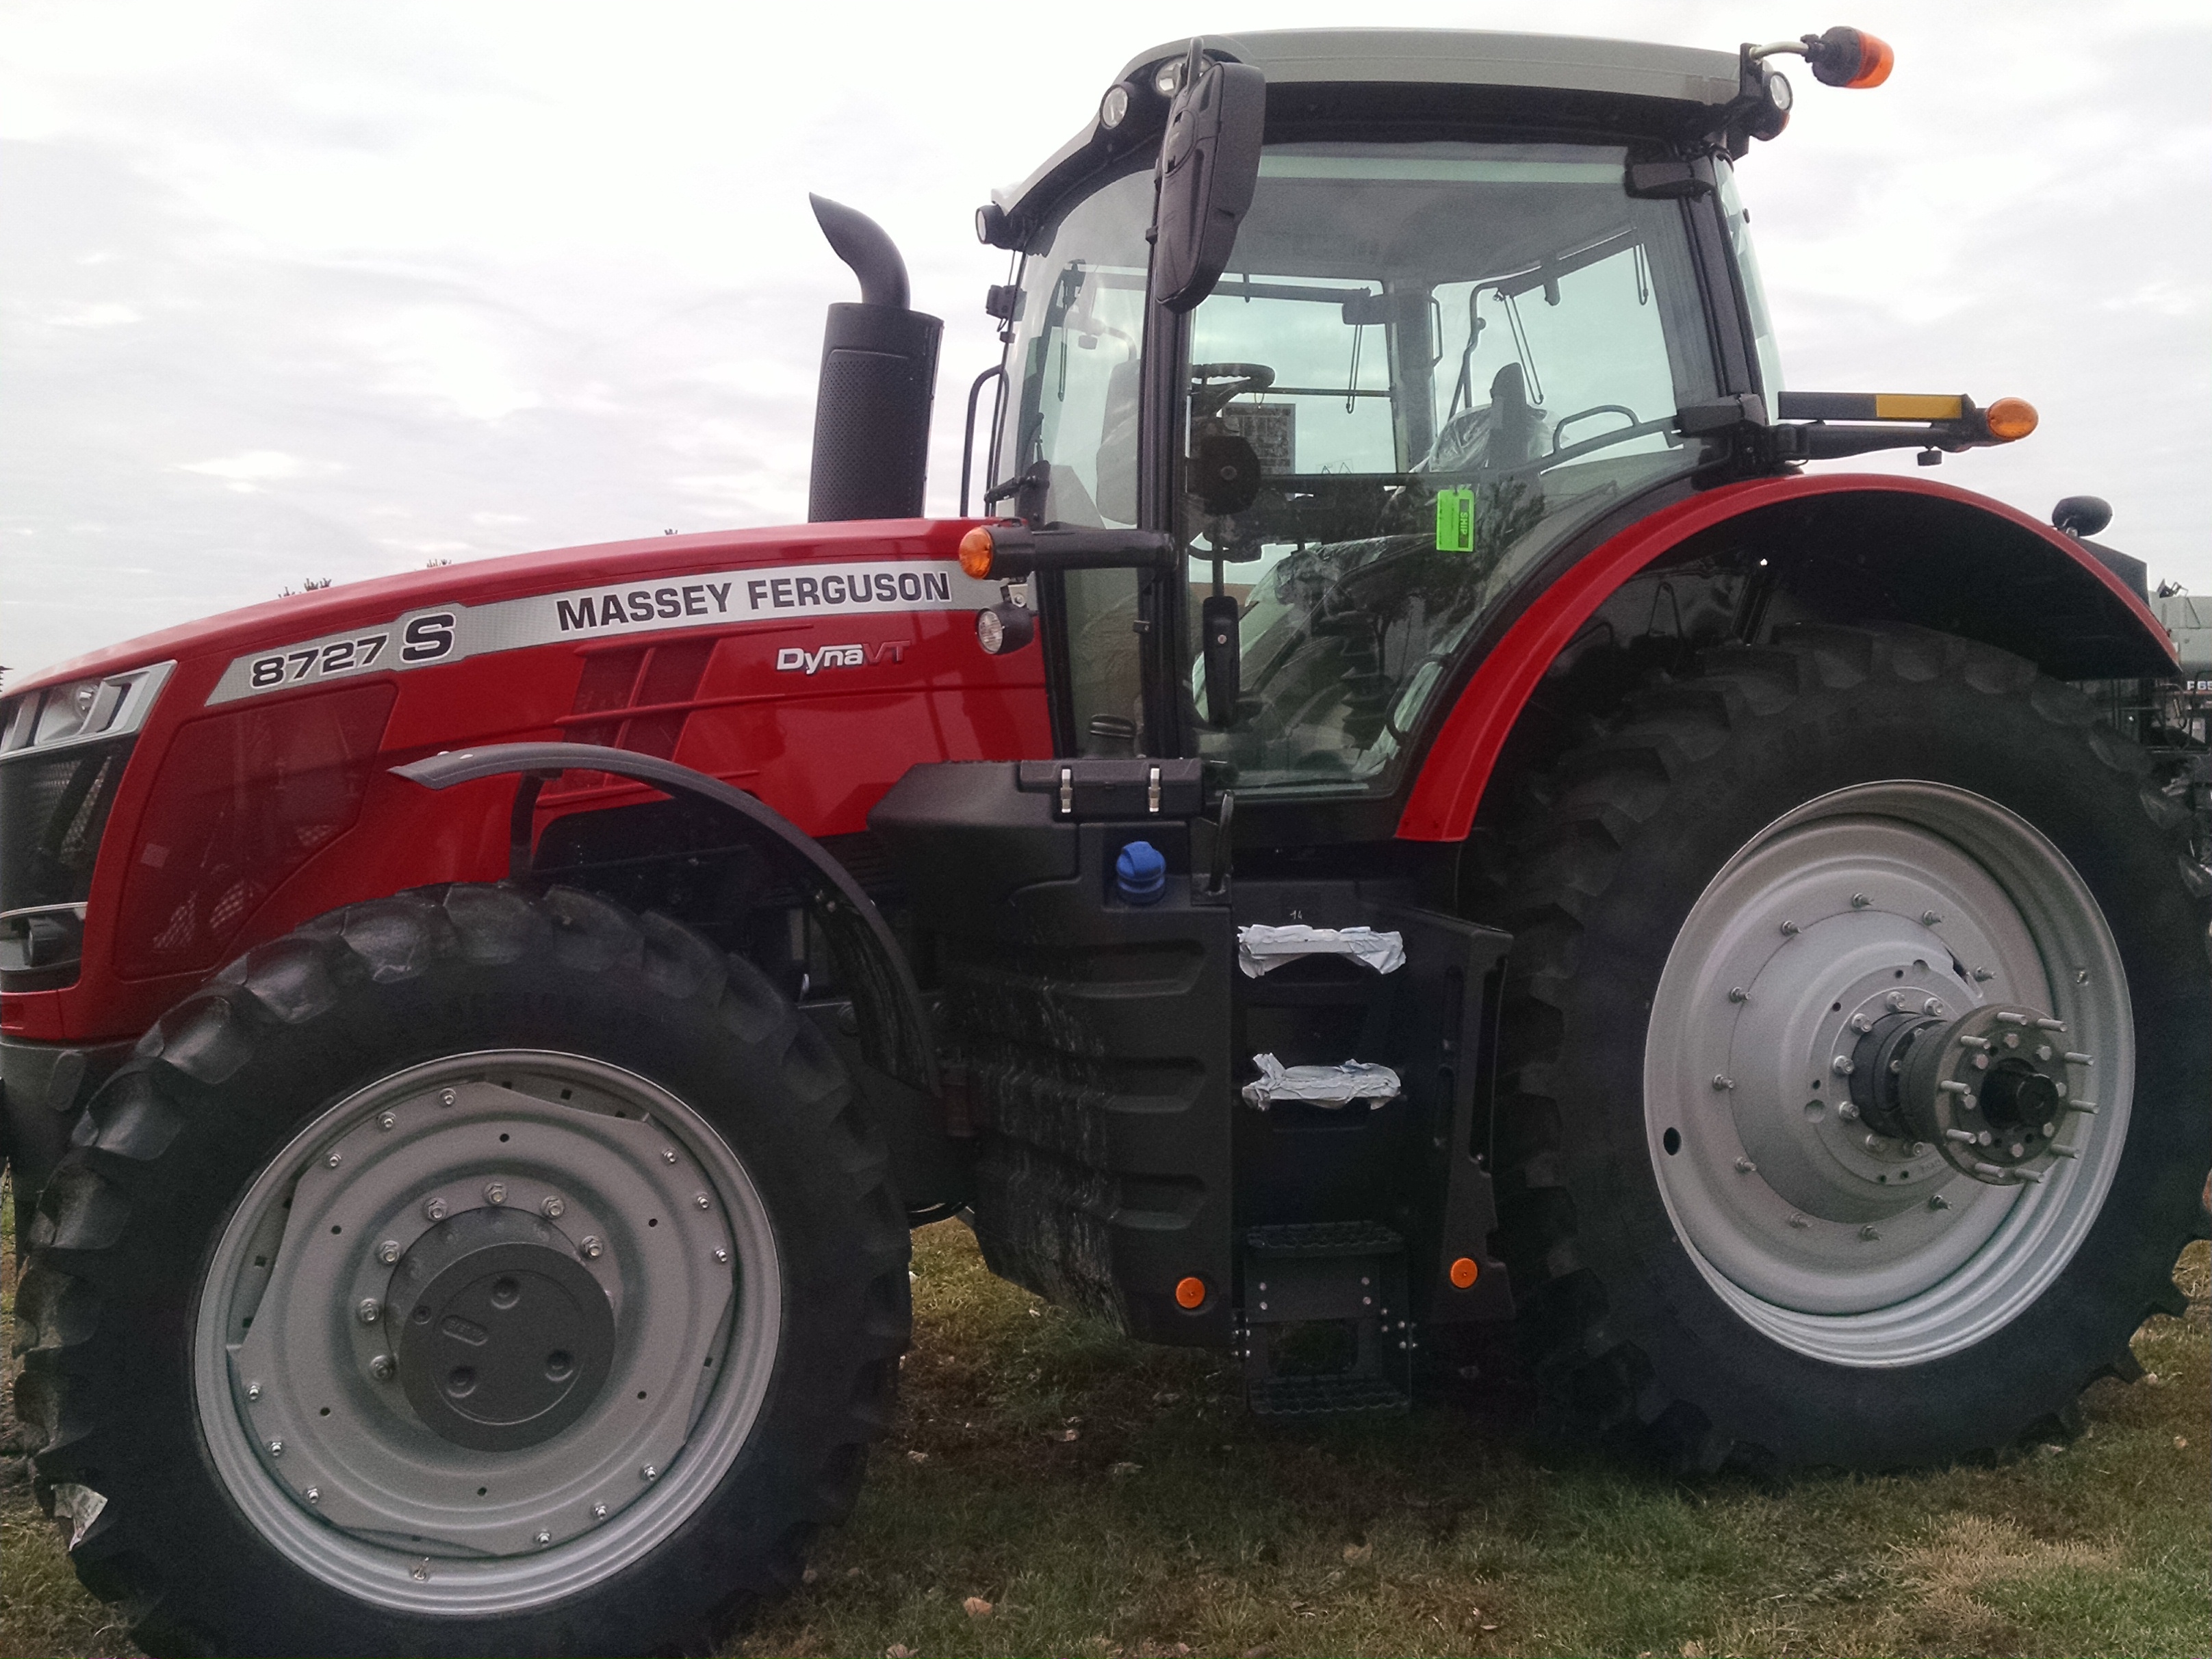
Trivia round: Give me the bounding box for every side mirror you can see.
[1150,44,1266,314]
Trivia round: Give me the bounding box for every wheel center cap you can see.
[386,1207,616,1452]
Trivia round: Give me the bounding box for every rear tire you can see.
[12,883,909,1656]
[1489,625,2209,1470]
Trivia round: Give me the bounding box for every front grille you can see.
[0,736,133,986]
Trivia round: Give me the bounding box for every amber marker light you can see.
[1174,1275,1207,1310]
[1985,398,2039,441]
[957,526,996,578]
[1449,1257,1480,1290]
[1842,29,1893,88]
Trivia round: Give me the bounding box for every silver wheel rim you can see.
[192,1051,781,1616]
[1645,782,2132,1367]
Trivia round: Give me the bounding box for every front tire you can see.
[1489,625,2209,1470]
[12,884,909,1656]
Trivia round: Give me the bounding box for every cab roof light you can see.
[1749,27,1894,90]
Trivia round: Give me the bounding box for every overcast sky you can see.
[3,1,2207,679]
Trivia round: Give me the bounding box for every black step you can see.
[1248,1373,1409,1417]
[1244,1220,1404,1259]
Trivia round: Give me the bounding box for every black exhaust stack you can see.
[806,196,943,522]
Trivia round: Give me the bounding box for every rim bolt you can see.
[268,1439,284,1457]
[326,1152,342,1168]
[246,1380,263,1401]
[1850,892,1870,909]
[378,1111,396,1131]
[661,1148,678,1165]
[305,1486,321,1503]
[412,1562,430,1582]
[541,1195,566,1219]
[1928,1193,1951,1211]
[642,1464,659,1482]
[591,1503,608,1521]
[1711,1075,1734,1092]
[1859,1224,1880,1241]
[424,1196,448,1222]
[1779,919,1799,936]
[357,1298,381,1324]
[2063,1051,2094,1066]
[1787,1213,1809,1229]
[439,1089,457,1108]
[484,1181,507,1205]
[713,1247,730,1263]
[1863,1134,1882,1151]
[693,1192,711,1211]
[580,1235,604,1260]
[1831,1055,1854,1076]
[1972,966,1994,982]
[1921,910,1943,926]
[376,1239,401,1265]
[1727,987,1749,1003]
[1960,1035,1991,1051]
[1938,1080,1970,1097]
[370,1354,395,1381]
[535,1530,552,1547]
[1734,1156,1756,1173]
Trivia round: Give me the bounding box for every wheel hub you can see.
[387,1207,616,1452]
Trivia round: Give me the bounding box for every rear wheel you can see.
[12,884,908,1656]
[1489,625,2210,1469]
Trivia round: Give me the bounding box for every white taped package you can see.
[1235,924,1406,978]
[1239,1052,1402,1111]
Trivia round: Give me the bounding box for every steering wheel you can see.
[1190,362,1276,422]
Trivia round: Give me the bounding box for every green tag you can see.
[1436,487,1475,552]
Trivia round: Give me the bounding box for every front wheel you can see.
[13,884,909,1656]
[1489,625,2209,1469]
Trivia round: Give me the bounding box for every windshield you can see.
[997,141,1727,787]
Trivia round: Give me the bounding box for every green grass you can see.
[4,1176,2206,1658]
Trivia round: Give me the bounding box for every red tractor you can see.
[5,26,2205,1658]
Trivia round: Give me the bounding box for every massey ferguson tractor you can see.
[5,25,2207,1657]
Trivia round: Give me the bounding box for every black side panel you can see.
[872,762,1233,1345]
[1,1035,133,1248]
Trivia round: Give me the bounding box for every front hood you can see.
[12,517,947,698]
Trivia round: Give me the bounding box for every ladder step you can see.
[1249,1373,1409,1417]
[1245,1220,1404,1259]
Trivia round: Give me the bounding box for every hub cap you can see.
[1645,783,2132,1366]
[192,1052,781,1615]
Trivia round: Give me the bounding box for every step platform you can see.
[1240,1221,1410,1417]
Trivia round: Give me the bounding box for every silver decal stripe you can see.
[205,561,997,705]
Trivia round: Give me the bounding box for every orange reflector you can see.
[1448,1257,1480,1290]
[1846,31,1894,88]
[1985,398,2039,441]
[957,526,996,579]
[1174,1275,1207,1310]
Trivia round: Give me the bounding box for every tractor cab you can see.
[973,30,1790,789]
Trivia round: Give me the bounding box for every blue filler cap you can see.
[1115,840,1168,905]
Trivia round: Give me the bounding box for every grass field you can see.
[4,1176,2206,1658]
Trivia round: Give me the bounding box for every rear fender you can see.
[395,743,964,1213]
[1400,474,2176,843]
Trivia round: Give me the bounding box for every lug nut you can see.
[1960,1035,1991,1051]
[326,1152,342,1168]
[305,1486,321,1503]
[1850,1014,1873,1033]
[439,1088,457,1107]
[1924,998,1944,1016]
[1886,991,1907,1011]
[641,1464,659,1482]
[541,1195,565,1219]
[1832,1055,1855,1076]
[424,1196,448,1222]
[1837,1102,1860,1122]
[378,1111,396,1131]
[246,1380,263,1402]
[483,1181,507,1205]
[2036,1044,2053,1062]
[2063,1051,2094,1066]
[580,1235,604,1259]
[370,1354,395,1381]
[712,1247,730,1263]
[357,1298,381,1324]
[1938,1080,1971,1098]
[693,1192,710,1210]
[376,1239,401,1265]
[591,1503,608,1521]
[661,1148,678,1165]
[535,1530,552,1547]
[268,1439,284,1457]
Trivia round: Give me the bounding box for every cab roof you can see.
[992,28,1743,233]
